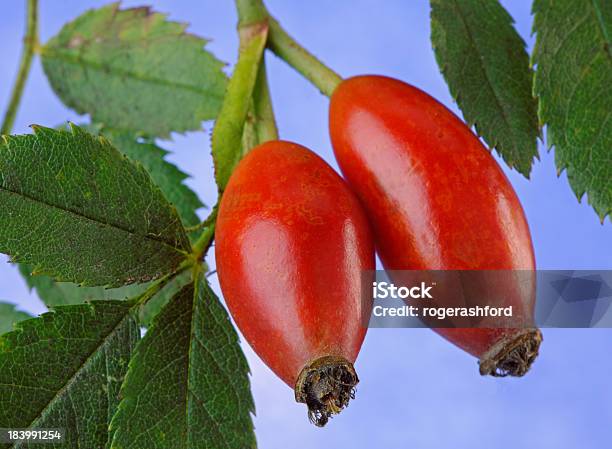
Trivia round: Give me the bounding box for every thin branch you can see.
[235,0,268,26]
[1,0,39,135]
[234,0,342,97]
[267,17,342,97]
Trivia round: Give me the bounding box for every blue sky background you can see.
[1,1,611,448]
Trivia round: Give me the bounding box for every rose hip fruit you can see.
[215,140,375,425]
[329,75,541,377]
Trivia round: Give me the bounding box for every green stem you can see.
[236,0,278,149]
[185,220,212,233]
[235,0,268,26]
[136,264,186,306]
[267,18,342,97]
[234,0,342,97]
[241,102,258,156]
[201,1,334,263]
[192,205,219,258]
[252,61,279,142]
[1,0,38,135]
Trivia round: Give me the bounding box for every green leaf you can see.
[18,264,192,328]
[96,128,204,229]
[41,3,227,138]
[57,123,204,230]
[213,24,268,192]
[0,300,139,448]
[0,124,190,287]
[431,0,539,177]
[110,274,256,449]
[0,302,31,335]
[18,263,147,307]
[13,124,200,316]
[532,0,611,221]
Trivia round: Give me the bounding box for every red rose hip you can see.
[329,75,541,377]
[215,140,375,425]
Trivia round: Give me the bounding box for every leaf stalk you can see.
[136,261,192,307]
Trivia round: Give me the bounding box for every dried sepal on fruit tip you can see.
[479,328,543,377]
[294,356,359,427]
